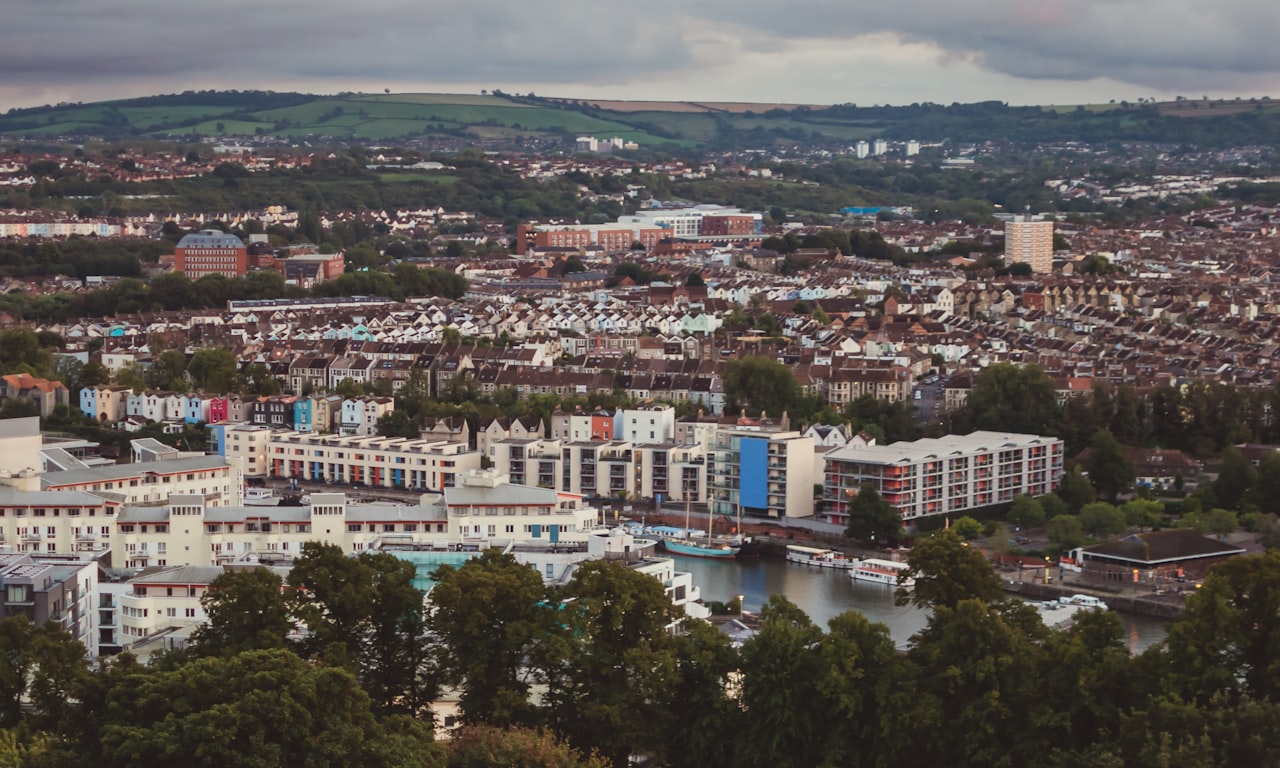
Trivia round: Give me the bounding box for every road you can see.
[914,378,945,427]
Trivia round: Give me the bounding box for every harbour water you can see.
[391,549,1169,654]
[672,553,1170,654]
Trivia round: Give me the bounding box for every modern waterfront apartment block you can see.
[709,427,815,520]
[823,431,1064,525]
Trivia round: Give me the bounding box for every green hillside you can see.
[3,90,1279,149]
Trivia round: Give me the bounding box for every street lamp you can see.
[737,595,745,619]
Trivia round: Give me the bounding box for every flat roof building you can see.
[824,431,1064,525]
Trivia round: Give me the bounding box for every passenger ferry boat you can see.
[785,545,857,570]
[849,558,914,588]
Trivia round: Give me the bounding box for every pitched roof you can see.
[1082,529,1245,566]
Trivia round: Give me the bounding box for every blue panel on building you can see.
[739,437,769,510]
[532,524,542,539]
[550,525,560,544]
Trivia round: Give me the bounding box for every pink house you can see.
[207,396,228,423]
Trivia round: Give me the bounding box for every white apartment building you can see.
[823,431,1065,525]
[616,404,676,444]
[0,487,120,556]
[116,565,221,647]
[40,451,243,508]
[491,437,707,504]
[218,424,481,491]
[107,475,601,567]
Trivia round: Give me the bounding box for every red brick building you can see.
[700,214,756,236]
[173,230,248,278]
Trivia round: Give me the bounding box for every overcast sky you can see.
[5,0,1280,109]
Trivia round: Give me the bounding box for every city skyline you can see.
[4,0,1280,110]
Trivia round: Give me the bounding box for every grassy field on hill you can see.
[3,91,1280,149]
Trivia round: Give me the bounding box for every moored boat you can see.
[786,545,856,570]
[1059,594,1109,611]
[850,558,913,588]
[660,536,740,559]
[244,487,281,506]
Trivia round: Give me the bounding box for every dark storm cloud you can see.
[3,0,1279,97]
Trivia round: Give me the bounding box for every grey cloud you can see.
[1,0,696,88]
[2,0,1279,100]
[714,0,1280,89]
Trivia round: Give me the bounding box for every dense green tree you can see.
[428,552,549,727]
[952,515,983,540]
[188,347,238,392]
[905,599,1046,767]
[446,725,607,768]
[735,597,832,768]
[148,272,197,311]
[721,355,797,417]
[1079,502,1127,538]
[843,483,902,545]
[191,568,292,657]
[1057,466,1097,512]
[1251,451,1280,516]
[1008,494,1046,529]
[646,619,740,768]
[1214,446,1255,511]
[1087,429,1134,502]
[1162,551,1280,703]
[378,410,422,439]
[111,365,145,393]
[955,362,1059,435]
[1199,508,1239,538]
[0,328,52,377]
[360,551,434,717]
[25,621,92,734]
[1039,492,1069,520]
[1121,498,1164,530]
[0,618,34,728]
[1034,609,1138,752]
[544,561,677,768]
[287,542,376,666]
[1046,514,1087,549]
[898,529,1002,609]
[144,349,188,390]
[242,362,282,396]
[93,649,442,768]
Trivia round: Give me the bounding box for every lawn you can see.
[375,172,459,184]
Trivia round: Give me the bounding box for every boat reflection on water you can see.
[670,552,1168,653]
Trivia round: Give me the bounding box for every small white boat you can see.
[244,487,281,506]
[1059,594,1109,611]
[1033,600,1085,630]
[850,558,914,588]
[786,545,856,570]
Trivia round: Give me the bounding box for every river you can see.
[393,549,1168,654]
[670,553,1170,654]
